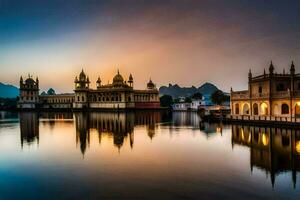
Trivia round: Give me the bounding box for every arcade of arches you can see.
[233,101,300,117]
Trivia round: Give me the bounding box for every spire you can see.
[248,69,252,80]
[291,61,295,74]
[269,60,274,74]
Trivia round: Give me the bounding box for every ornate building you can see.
[231,61,300,119]
[73,69,160,109]
[18,75,39,108]
[18,69,160,110]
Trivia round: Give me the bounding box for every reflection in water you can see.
[232,125,300,188]
[4,111,300,198]
[170,112,223,137]
[19,112,39,147]
[74,111,163,154]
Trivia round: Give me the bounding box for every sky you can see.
[0,0,300,93]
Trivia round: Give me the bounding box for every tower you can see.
[18,74,39,109]
[96,76,102,89]
[74,69,90,109]
[128,74,133,87]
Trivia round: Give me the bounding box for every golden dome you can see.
[147,78,155,89]
[113,70,124,85]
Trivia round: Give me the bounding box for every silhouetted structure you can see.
[232,124,300,188]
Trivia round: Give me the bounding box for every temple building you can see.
[231,61,300,119]
[73,69,160,109]
[17,69,160,110]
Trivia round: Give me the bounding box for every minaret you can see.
[248,69,252,81]
[19,76,23,88]
[36,77,39,88]
[269,61,274,116]
[290,61,295,92]
[248,69,253,115]
[96,76,102,88]
[128,74,133,87]
[269,61,274,75]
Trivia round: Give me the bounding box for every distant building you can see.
[172,97,205,111]
[231,61,300,118]
[18,69,160,110]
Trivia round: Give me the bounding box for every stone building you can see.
[18,75,39,109]
[231,61,300,119]
[73,70,160,109]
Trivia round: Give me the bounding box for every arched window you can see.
[281,104,289,114]
[82,96,84,101]
[243,104,250,115]
[128,96,131,102]
[258,86,263,94]
[253,103,259,115]
[235,103,239,114]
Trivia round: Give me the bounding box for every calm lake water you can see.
[0,111,300,199]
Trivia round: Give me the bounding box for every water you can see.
[0,111,300,199]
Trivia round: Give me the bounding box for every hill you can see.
[0,82,19,98]
[159,82,219,98]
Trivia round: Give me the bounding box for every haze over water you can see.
[0,111,300,199]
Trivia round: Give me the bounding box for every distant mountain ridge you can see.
[159,82,219,98]
[0,82,19,98]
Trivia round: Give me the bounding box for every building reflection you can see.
[169,112,223,136]
[232,124,300,188]
[74,111,162,155]
[19,112,39,148]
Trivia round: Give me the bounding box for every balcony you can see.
[272,91,290,98]
[251,93,269,99]
[231,91,249,100]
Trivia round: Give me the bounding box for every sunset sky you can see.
[0,0,300,93]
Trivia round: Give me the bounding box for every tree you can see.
[185,97,192,103]
[211,90,228,105]
[160,95,173,108]
[191,92,203,99]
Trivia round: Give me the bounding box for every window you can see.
[258,86,262,94]
[82,96,84,101]
[235,103,239,114]
[77,96,80,101]
[253,103,259,115]
[281,104,289,114]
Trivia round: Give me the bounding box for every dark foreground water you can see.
[0,111,300,199]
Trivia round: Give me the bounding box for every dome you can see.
[113,70,124,85]
[147,79,155,89]
[79,69,87,81]
[25,78,35,85]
